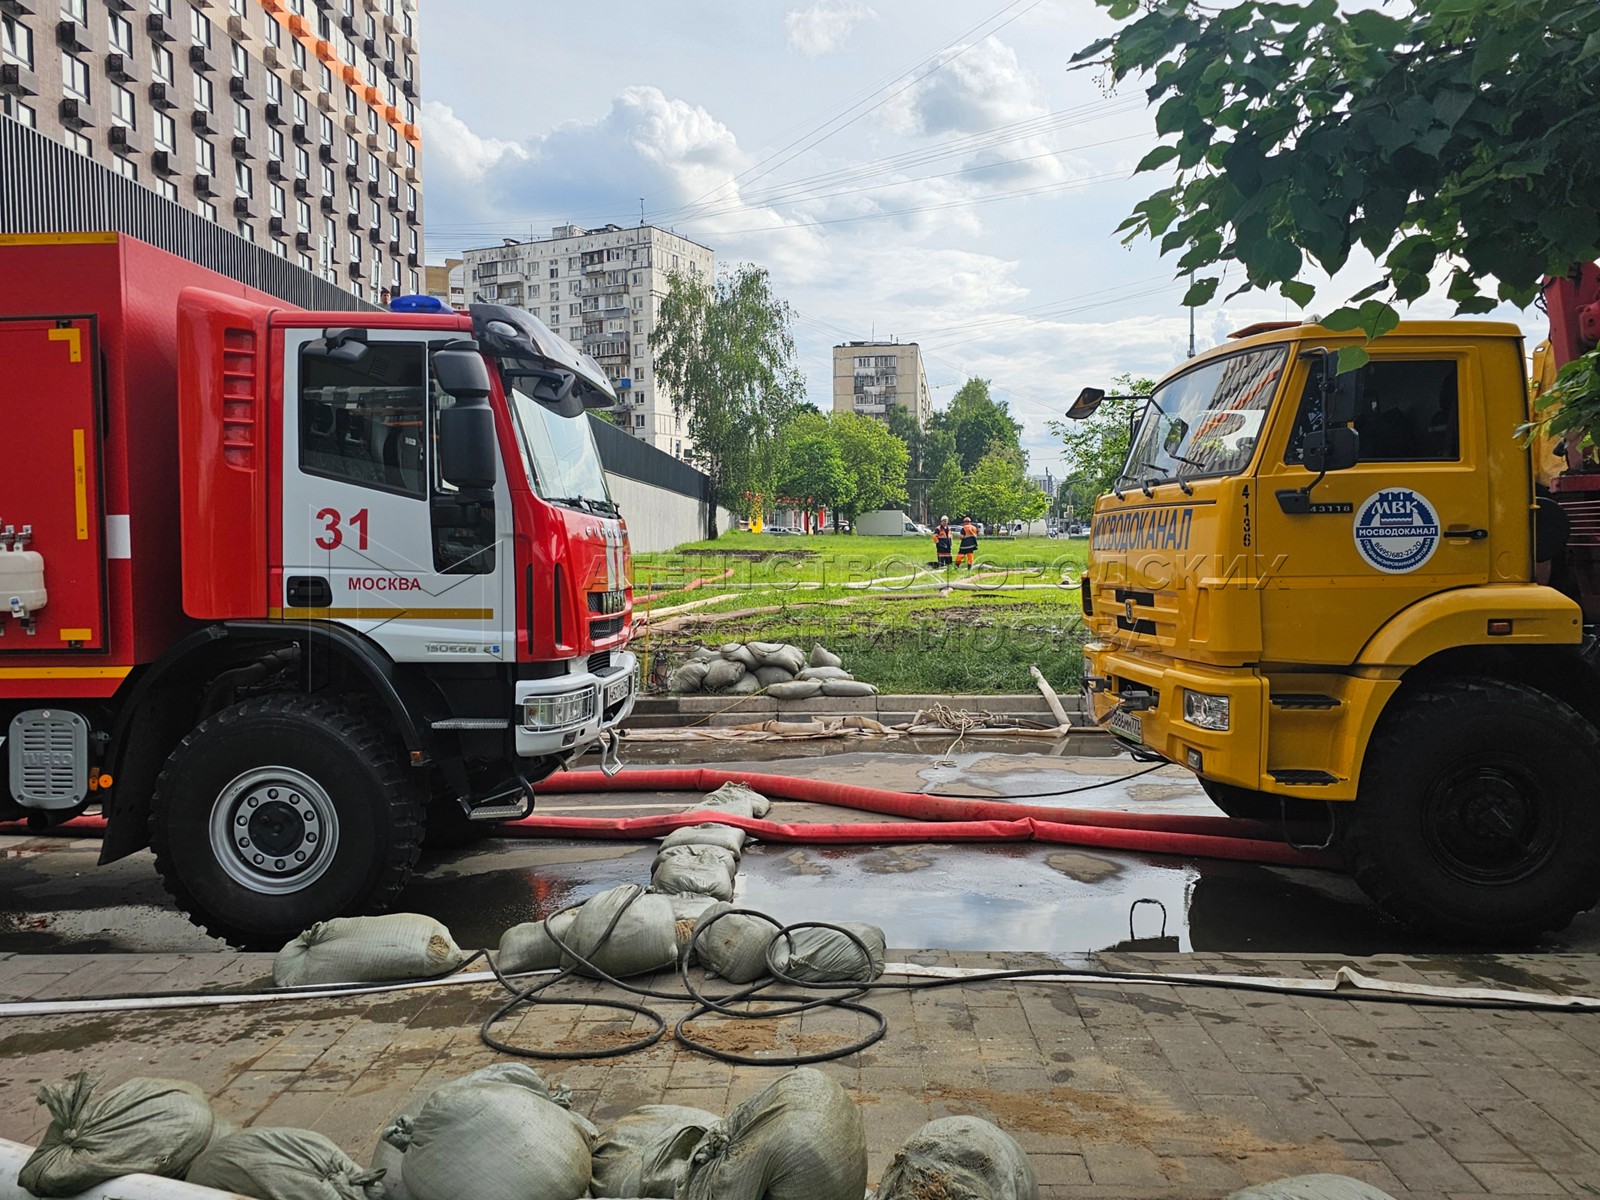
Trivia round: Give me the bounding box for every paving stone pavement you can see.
[0,950,1598,1198]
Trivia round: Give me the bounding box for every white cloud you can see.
[785,1,877,57]
[883,38,1048,137]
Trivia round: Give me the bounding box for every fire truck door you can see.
[278,328,513,665]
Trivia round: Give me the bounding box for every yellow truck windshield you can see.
[1124,346,1289,486]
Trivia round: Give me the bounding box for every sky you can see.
[416,0,1537,479]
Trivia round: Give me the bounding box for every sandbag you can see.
[746,641,787,660]
[562,884,678,977]
[874,1116,1037,1200]
[767,680,823,700]
[497,908,578,974]
[727,674,762,695]
[721,643,759,668]
[678,1068,867,1200]
[822,679,878,697]
[809,644,842,668]
[687,646,719,662]
[18,1073,216,1197]
[758,645,807,675]
[698,782,772,818]
[668,660,710,694]
[591,1105,720,1199]
[796,665,851,682]
[754,665,796,687]
[1227,1177,1398,1200]
[661,822,747,857]
[692,904,778,983]
[772,921,886,983]
[667,894,724,961]
[384,1079,592,1200]
[702,659,747,691]
[372,1065,576,1200]
[273,914,467,988]
[188,1127,382,1200]
[651,844,738,901]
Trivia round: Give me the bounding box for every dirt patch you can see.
[1045,852,1123,884]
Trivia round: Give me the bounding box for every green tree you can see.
[1076,0,1600,368]
[828,412,910,525]
[775,412,853,523]
[938,379,1023,472]
[1046,373,1155,502]
[963,450,1050,529]
[884,404,930,522]
[650,265,804,519]
[927,456,967,525]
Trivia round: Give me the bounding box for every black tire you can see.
[150,694,425,949]
[1200,779,1283,821]
[1343,677,1600,944]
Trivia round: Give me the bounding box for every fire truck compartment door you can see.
[0,318,106,649]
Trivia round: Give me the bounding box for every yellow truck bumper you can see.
[1080,642,1396,802]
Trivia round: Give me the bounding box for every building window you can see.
[291,39,305,70]
[3,95,36,126]
[60,0,86,23]
[236,219,253,241]
[190,8,211,47]
[112,84,136,128]
[114,155,138,180]
[345,85,357,114]
[299,251,314,271]
[235,160,252,198]
[265,15,280,47]
[268,126,283,160]
[321,163,334,193]
[195,135,215,173]
[232,100,250,136]
[151,42,173,82]
[319,113,333,143]
[409,228,418,254]
[266,71,281,105]
[346,133,359,161]
[65,127,91,156]
[270,182,285,216]
[366,106,378,134]
[323,217,337,256]
[297,198,311,227]
[231,40,248,78]
[409,269,419,294]
[367,151,379,178]
[318,62,333,93]
[195,74,213,113]
[155,176,178,201]
[295,146,309,177]
[2,16,34,69]
[406,184,417,212]
[293,92,307,124]
[197,198,217,221]
[403,98,414,123]
[229,0,246,15]
[60,52,89,101]
[153,109,175,150]
[405,143,415,167]
[347,186,358,214]
[108,12,133,54]
[150,0,172,16]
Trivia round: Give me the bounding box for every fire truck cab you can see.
[0,234,636,947]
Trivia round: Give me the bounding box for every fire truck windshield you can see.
[507,383,617,515]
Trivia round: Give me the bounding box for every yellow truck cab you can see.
[1079,320,1600,943]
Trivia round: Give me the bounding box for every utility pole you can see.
[1188,268,1197,359]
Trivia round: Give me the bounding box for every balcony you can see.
[150,149,175,175]
[293,177,309,197]
[264,101,283,125]
[108,124,139,153]
[226,14,251,41]
[147,80,173,108]
[105,53,135,83]
[319,195,335,212]
[145,11,173,41]
[229,74,251,100]
[190,108,217,133]
[56,20,90,53]
[291,121,309,144]
[232,196,253,218]
[0,62,38,96]
[268,215,284,234]
[188,43,217,73]
[194,173,214,196]
[59,97,95,128]
[230,135,252,158]
[296,230,312,249]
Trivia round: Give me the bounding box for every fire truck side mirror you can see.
[1066,387,1105,420]
[433,349,497,491]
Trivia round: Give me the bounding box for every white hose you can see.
[0,1139,242,1200]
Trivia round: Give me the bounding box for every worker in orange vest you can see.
[958,516,979,569]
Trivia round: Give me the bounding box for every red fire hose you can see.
[1,770,1341,869]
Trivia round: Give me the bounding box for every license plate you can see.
[605,672,631,707]
[1108,707,1145,744]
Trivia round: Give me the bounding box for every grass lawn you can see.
[632,533,1093,695]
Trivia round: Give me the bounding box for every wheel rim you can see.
[1420,758,1560,885]
[208,766,340,894]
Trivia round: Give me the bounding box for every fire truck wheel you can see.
[1199,780,1280,821]
[1344,677,1600,944]
[150,694,425,949]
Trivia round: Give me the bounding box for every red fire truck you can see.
[0,233,636,947]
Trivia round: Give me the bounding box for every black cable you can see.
[918,760,1169,799]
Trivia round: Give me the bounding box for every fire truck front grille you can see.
[590,616,623,639]
[588,651,612,676]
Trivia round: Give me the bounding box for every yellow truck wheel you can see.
[1343,678,1600,944]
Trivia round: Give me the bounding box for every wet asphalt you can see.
[3,740,1599,959]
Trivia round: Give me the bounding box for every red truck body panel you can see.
[0,234,289,695]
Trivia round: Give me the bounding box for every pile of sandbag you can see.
[499,883,678,978]
[668,642,877,699]
[692,903,886,985]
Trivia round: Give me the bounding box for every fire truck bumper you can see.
[514,650,638,757]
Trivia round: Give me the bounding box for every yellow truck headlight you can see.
[1182,690,1230,732]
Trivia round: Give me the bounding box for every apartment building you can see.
[832,340,931,427]
[0,0,424,302]
[463,224,714,461]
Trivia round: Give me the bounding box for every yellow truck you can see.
[1075,314,1600,943]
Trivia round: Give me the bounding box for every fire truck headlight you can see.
[523,688,597,731]
[1182,690,1230,732]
